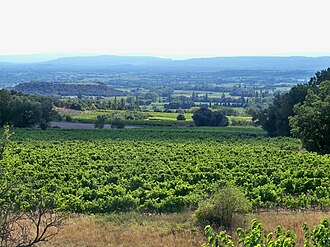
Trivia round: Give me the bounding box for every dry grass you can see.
[38,212,204,247]
[249,210,330,246]
[37,211,329,247]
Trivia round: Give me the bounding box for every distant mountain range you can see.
[0,55,330,71]
[0,54,80,64]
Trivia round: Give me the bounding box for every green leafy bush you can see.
[94,115,107,129]
[111,119,125,129]
[194,187,252,229]
[203,218,330,247]
[177,114,186,121]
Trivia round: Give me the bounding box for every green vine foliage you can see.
[0,123,13,160]
[303,218,330,247]
[2,128,330,213]
[203,218,329,247]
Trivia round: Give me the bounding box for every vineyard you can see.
[2,127,330,213]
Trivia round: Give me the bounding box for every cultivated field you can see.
[6,127,330,213]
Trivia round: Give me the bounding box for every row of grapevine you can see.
[1,127,329,213]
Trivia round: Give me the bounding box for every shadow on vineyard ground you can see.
[50,121,139,129]
[38,211,330,247]
[12,126,266,142]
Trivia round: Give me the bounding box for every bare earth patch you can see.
[55,108,85,116]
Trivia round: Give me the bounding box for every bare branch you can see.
[0,123,65,247]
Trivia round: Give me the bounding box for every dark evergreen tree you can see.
[309,67,330,86]
[192,108,228,127]
[255,68,330,136]
[0,89,57,128]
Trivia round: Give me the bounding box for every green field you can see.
[63,109,251,126]
[227,115,253,125]
[69,110,194,126]
[3,127,330,214]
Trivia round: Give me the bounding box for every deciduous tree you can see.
[290,80,330,153]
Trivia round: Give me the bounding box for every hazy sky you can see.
[1,0,330,58]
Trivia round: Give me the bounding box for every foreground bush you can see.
[194,187,252,229]
[203,218,330,247]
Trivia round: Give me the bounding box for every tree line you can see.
[0,90,57,129]
[254,68,330,153]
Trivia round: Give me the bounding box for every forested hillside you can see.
[13,81,125,97]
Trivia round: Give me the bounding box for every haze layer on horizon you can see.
[1,0,330,58]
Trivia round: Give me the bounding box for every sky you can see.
[1,0,330,58]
